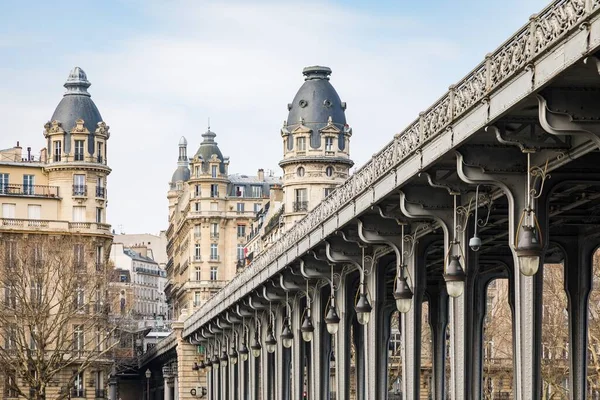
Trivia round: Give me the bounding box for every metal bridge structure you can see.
[137,1,600,399]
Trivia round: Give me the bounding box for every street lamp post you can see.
[145,369,151,400]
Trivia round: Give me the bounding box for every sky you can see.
[0,0,549,235]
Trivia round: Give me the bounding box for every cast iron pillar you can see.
[428,283,449,399]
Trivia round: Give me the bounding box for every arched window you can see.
[297,167,305,177]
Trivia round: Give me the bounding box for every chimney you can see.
[27,147,31,161]
[270,184,283,202]
[258,169,265,181]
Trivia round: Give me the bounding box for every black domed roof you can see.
[51,67,103,134]
[285,66,347,149]
[194,129,226,173]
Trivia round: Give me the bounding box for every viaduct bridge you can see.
[138,0,600,398]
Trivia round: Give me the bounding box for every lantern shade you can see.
[444,255,466,298]
[355,291,372,325]
[301,311,315,342]
[325,301,340,335]
[393,275,413,313]
[239,342,249,362]
[229,347,238,365]
[516,225,542,276]
[281,322,294,349]
[265,329,277,354]
[220,350,228,367]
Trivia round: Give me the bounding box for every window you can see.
[297,137,306,152]
[72,206,86,222]
[75,287,85,310]
[0,173,8,194]
[53,141,62,162]
[211,165,218,178]
[194,166,201,177]
[96,246,103,270]
[97,142,104,163]
[5,241,16,269]
[195,244,201,261]
[237,202,245,212]
[73,325,84,352]
[72,371,84,397]
[5,370,18,398]
[2,203,15,218]
[210,223,219,239]
[325,137,334,152]
[324,187,334,197]
[237,245,244,261]
[28,204,41,220]
[325,166,334,177]
[194,225,201,238]
[235,185,245,197]
[73,174,86,196]
[210,244,218,261]
[297,166,305,177]
[74,244,85,268]
[5,285,16,308]
[194,292,201,306]
[96,207,103,223]
[254,203,261,213]
[237,224,246,238]
[30,325,38,350]
[210,184,219,197]
[195,202,201,212]
[96,177,105,198]
[210,266,218,280]
[294,188,308,212]
[195,185,201,197]
[195,267,201,281]
[23,175,34,195]
[74,140,85,161]
[5,325,15,349]
[251,186,262,198]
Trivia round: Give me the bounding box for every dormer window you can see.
[97,142,104,163]
[211,165,217,178]
[325,137,334,152]
[53,141,62,162]
[74,140,84,161]
[235,186,245,197]
[195,166,201,177]
[297,137,306,152]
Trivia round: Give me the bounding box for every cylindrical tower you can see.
[43,67,111,232]
[280,66,353,227]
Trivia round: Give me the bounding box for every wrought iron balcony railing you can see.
[70,389,85,398]
[96,187,106,198]
[72,185,87,196]
[293,201,308,212]
[0,184,59,198]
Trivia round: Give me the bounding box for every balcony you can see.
[73,185,87,197]
[293,201,308,212]
[210,233,219,240]
[0,184,59,198]
[96,187,106,198]
[0,218,111,234]
[209,255,220,262]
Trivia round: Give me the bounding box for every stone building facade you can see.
[165,129,281,319]
[246,65,353,258]
[0,67,114,399]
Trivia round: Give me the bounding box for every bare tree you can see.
[0,233,116,400]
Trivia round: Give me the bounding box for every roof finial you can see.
[208,117,210,131]
[64,67,91,96]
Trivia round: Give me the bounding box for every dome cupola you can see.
[194,127,227,174]
[170,136,190,189]
[284,66,348,150]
